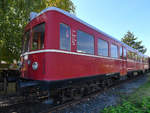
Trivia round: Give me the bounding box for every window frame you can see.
[23,30,30,53]
[30,22,46,51]
[120,46,123,59]
[97,38,109,57]
[111,44,118,58]
[59,23,71,51]
[123,47,127,59]
[77,30,95,55]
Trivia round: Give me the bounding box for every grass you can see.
[101,73,150,113]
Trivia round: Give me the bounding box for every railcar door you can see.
[122,47,127,75]
[119,46,124,76]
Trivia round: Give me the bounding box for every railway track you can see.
[0,96,26,107]
[40,74,146,113]
[0,74,147,113]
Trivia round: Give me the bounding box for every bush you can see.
[101,97,150,113]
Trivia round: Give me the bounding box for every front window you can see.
[32,23,45,50]
[23,30,30,53]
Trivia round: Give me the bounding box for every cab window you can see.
[23,30,30,53]
[32,23,45,50]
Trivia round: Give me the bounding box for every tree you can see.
[46,0,75,14]
[121,31,147,54]
[0,0,75,64]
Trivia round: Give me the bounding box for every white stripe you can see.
[21,49,126,61]
[127,59,144,64]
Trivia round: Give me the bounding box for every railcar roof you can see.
[31,7,148,57]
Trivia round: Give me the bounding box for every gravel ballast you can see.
[0,74,148,113]
[58,75,148,113]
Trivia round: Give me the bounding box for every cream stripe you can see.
[21,49,125,61]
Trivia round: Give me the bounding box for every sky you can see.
[71,0,150,56]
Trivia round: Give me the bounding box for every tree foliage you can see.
[0,0,75,64]
[121,31,147,54]
[46,0,75,14]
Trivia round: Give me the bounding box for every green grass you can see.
[101,73,150,113]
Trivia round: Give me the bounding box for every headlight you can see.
[32,62,38,70]
[24,55,28,60]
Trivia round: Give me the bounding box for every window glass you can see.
[77,30,94,54]
[60,23,71,51]
[124,48,127,59]
[120,47,123,58]
[32,23,45,50]
[132,53,135,60]
[111,44,118,58]
[135,54,138,61]
[23,30,30,53]
[127,51,130,59]
[98,39,108,56]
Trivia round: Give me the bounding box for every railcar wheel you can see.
[72,88,83,100]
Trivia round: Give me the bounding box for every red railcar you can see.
[20,7,149,92]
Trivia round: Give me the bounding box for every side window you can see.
[77,30,94,54]
[135,54,138,61]
[127,51,132,60]
[60,23,71,51]
[111,44,118,58]
[132,53,135,61]
[98,39,108,56]
[120,46,123,58]
[124,48,127,59]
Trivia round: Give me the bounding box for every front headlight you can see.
[32,62,38,70]
[24,55,28,60]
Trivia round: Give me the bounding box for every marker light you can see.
[27,60,31,65]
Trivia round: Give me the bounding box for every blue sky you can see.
[72,0,150,56]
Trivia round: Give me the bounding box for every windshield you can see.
[22,30,30,53]
[32,23,45,50]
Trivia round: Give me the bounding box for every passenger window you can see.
[77,30,94,54]
[127,51,132,60]
[124,48,127,59]
[98,39,108,56]
[60,23,71,51]
[135,55,138,61]
[32,23,45,50]
[111,44,118,58]
[120,47,123,58]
